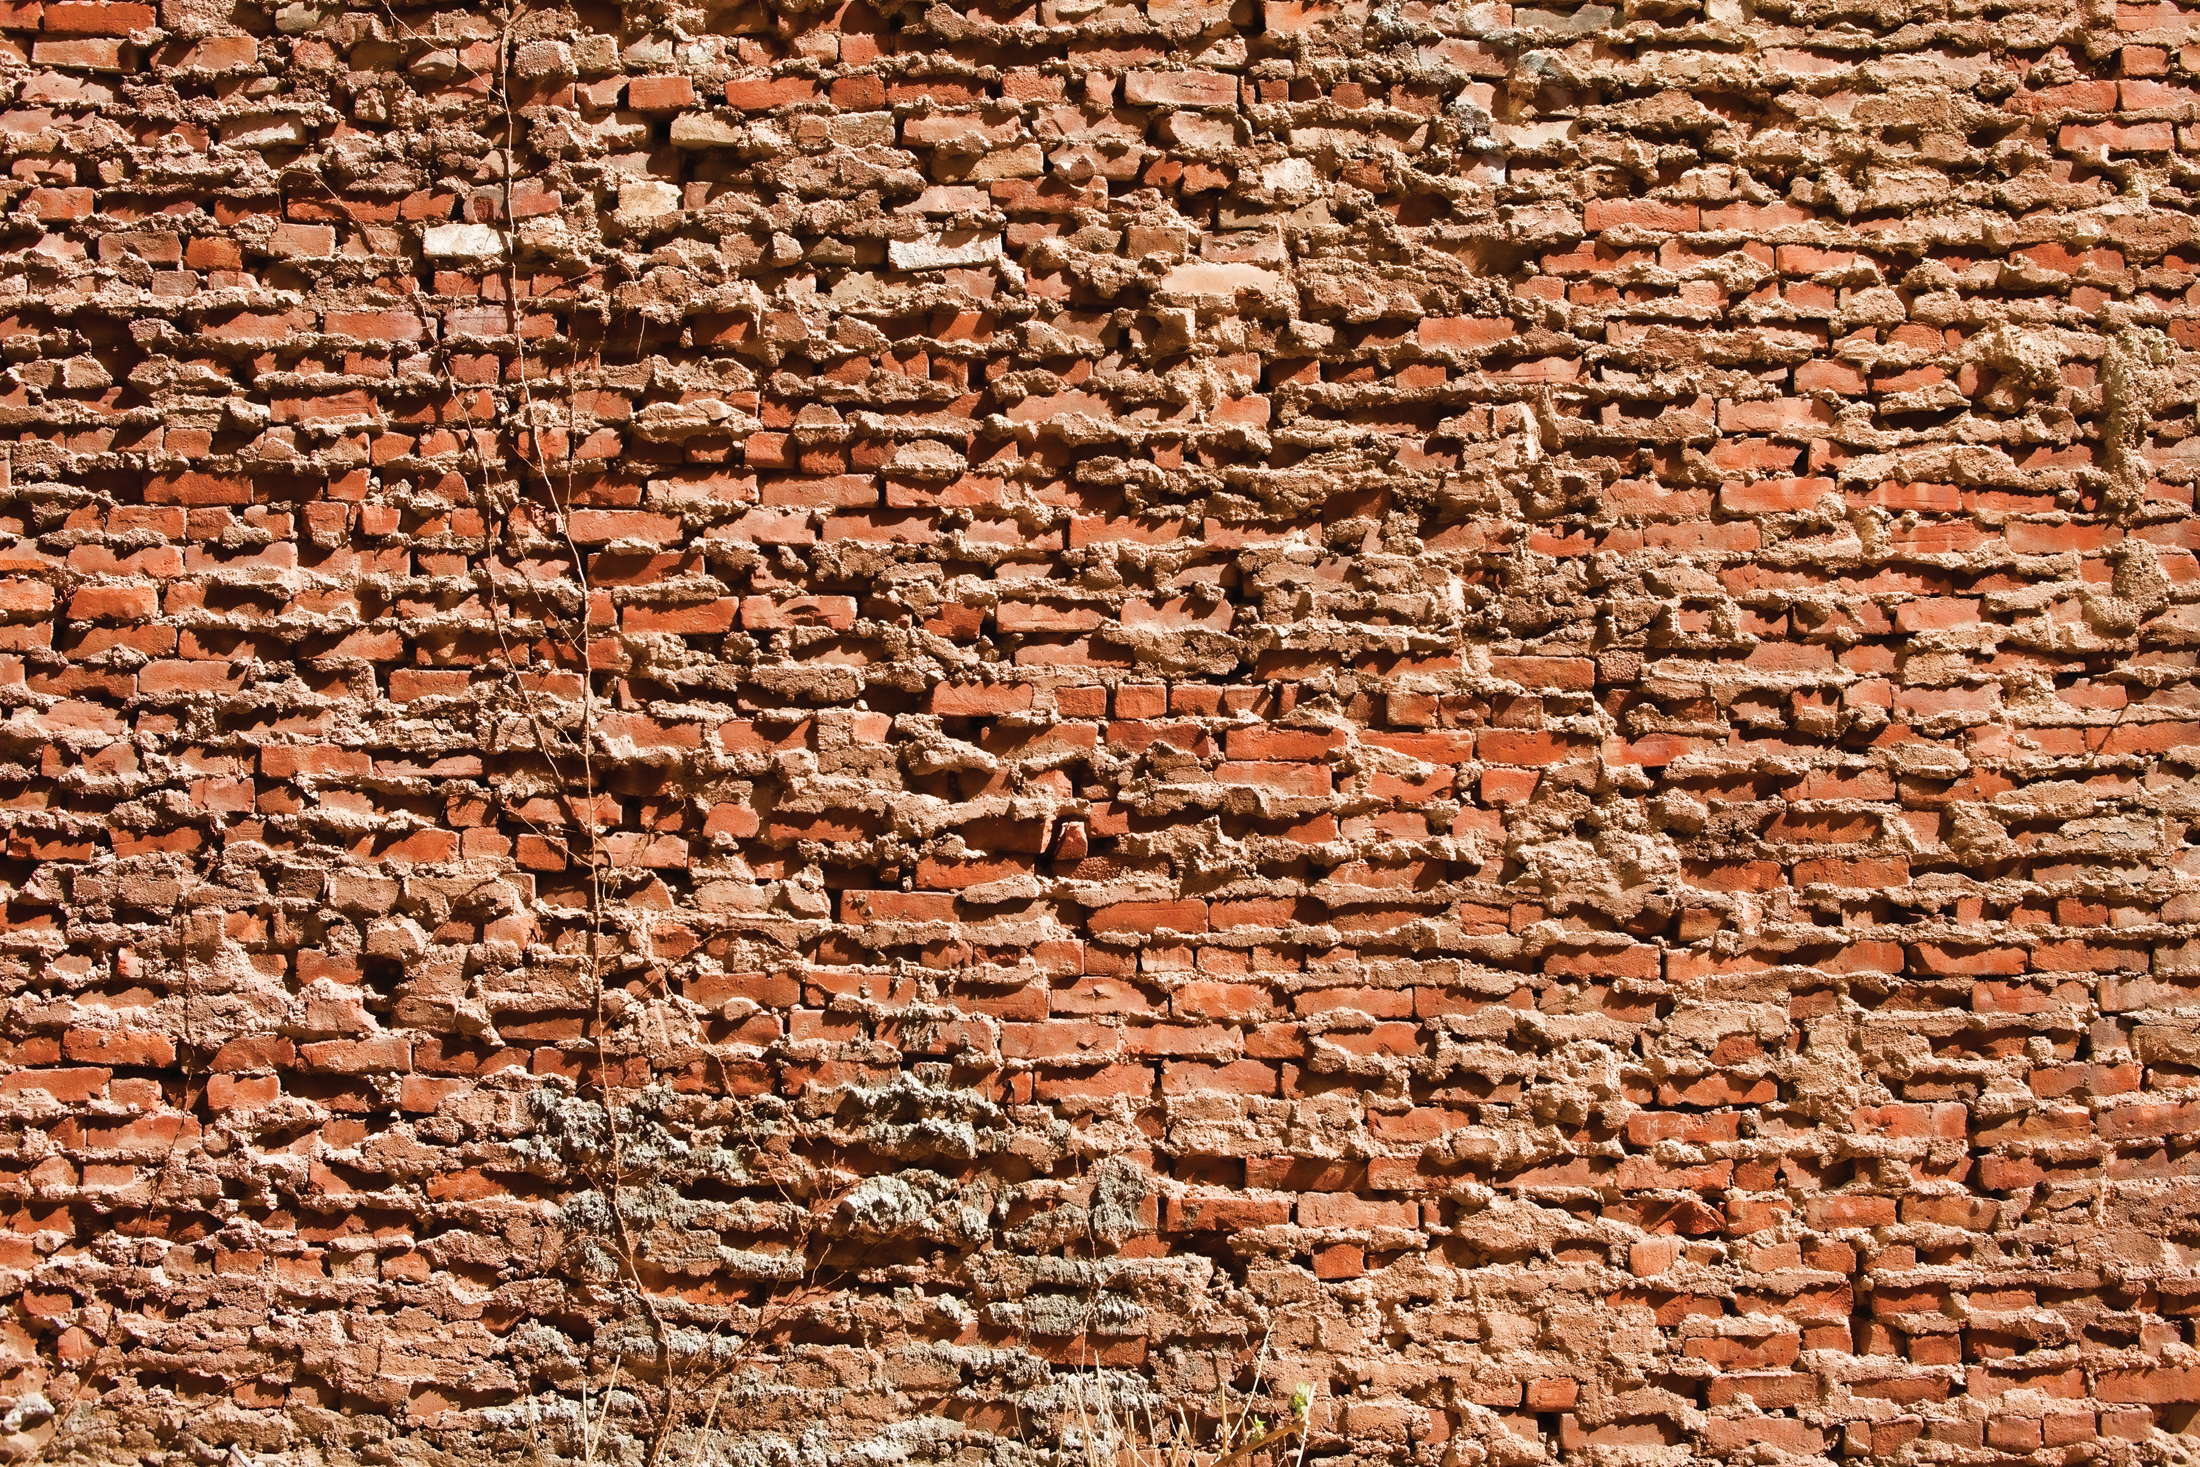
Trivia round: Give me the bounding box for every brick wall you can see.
[3,0,2200,1461]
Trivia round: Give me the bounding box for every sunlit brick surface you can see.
[2,0,2200,1462]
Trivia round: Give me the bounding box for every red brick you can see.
[1488,656,1595,689]
[44,0,151,28]
[23,186,95,220]
[2098,1368,2200,1404]
[1583,199,1699,232]
[1852,1102,1966,1139]
[388,669,472,701]
[1417,317,1514,349]
[1807,1195,1896,1228]
[932,682,1033,715]
[724,76,820,109]
[739,595,858,629]
[141,660,245,693]
[297,1037,410,1074]
[66,584,156,622]
[31,33,123,65]
[841,891,955,923]
[623,600,739,634]
[323,310,425,341]
[1167,1194,1290,1230]
[1001,1021,1122,1060]
[1123,70,1239,107]
[2060,120,2176,150]
[1477,731,1593,764]
[1223,725,1345,760]
[205,1034,292,1073]
[1159,1059,1275,1094]
[1088,900,1209,935]
[1721,477,1834,513]
[1215,761,1329,796]
[1033,1063,1154,1100]
[0,1067,110,1101]
[1297,1195,1416,1229]
[627,75,694,109]
[62,1029,173,1067]
[567,510,680,543]
[147,471,252,505]
[1792,857,1908,887]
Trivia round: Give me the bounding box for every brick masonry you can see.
[2,0,2200,1461]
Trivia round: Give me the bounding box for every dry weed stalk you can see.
[1061,1335,1315,1467]
[299,14,824,1465]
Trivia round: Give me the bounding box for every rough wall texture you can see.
[5,0,2200,1462]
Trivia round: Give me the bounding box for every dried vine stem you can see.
[308,13,706,1457]
[443,21,841,1465]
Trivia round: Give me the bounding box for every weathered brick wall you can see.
[4,0,2200,1461]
